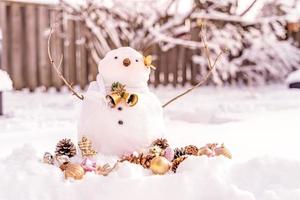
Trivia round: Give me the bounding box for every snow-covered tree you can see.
[59,0,300,85]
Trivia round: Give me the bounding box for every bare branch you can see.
[162,29,223,108]
[239,0,257,17]
[47,28,84,100]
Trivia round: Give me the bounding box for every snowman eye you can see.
[114,56,118,59]
[135,59,139,62]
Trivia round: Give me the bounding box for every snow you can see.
[1,85,300,200]
[0,69,13,91]
[286,69,300,84]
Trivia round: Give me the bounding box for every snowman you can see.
[78,47,165,156]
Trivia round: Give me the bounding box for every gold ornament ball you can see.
[63,163,85,180]
[150,156,171,175]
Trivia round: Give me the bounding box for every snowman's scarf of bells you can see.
[96,74,141,108]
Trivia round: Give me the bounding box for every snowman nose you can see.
[123,58,131,67]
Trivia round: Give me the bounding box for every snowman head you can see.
[98,47,151,88]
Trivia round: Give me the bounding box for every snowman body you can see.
[78,47,165,156]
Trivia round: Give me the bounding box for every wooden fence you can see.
[0,0,203,90]
[0,1,99,90]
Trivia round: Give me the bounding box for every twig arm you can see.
[162,27,223,108]
[47,28,84,100]
[162,52,222,108]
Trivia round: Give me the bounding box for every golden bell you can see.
[150,156,171,175]
[106,94,122,108]
[144,55,156,70]
[63,163,85,180]
[123,93,138,107]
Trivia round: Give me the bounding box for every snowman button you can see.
[118,120,124,125]
[117,107,122,111]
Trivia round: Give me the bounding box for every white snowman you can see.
[78,47,165,156]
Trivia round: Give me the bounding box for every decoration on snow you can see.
[78,136,97,157]
[106,82,139,108]
[80,157,97,172]
[43,152,54,165]
[55,138,77,158]
[171,156,187,173]
[150,156,171,175]
[121,138,232,174]
[60,163,85,180]
[55,155,70,166]
[43,137,117,180]
[152,138,169,149]
[96,163,118,176]
[42,137,231,179]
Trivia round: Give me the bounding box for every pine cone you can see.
[171,156,187,173]
[140,154,155,168]
[173,147,186,160]
[120,153,139,164]
[184,145,198,156]
[120,153,155,169]
[55,138,77,158]
[152,138,169,150]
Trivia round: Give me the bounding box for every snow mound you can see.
[0,70,12,91]
[1,85,300,199]
[1,145,300,200]
[286,69,300,84]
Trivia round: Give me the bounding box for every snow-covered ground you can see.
[0,70,12,91]
[1,85,300,200]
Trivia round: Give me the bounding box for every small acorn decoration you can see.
[150,156,171,175]
[152,138,169,150]
[62,163,85,180]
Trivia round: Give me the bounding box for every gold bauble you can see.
[150,156,171,175]
[63,163,85,180]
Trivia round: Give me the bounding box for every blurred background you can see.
[0,0,300,91]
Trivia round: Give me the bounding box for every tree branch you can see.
[162,28,223,108]
[239,0,257,17]
[47,27,84,100]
